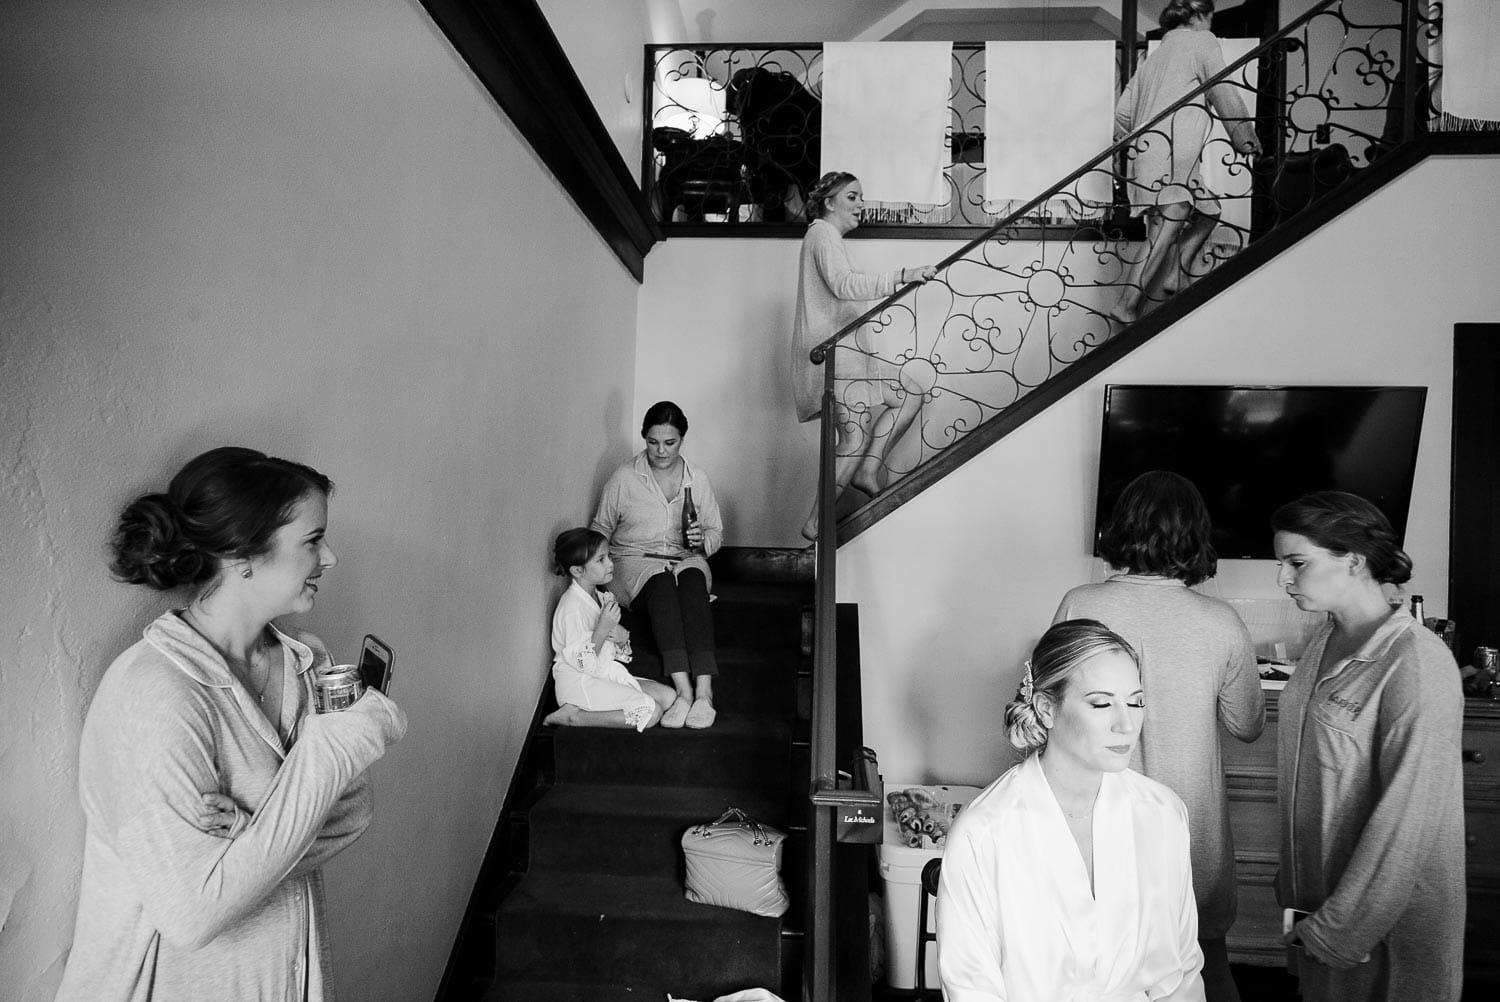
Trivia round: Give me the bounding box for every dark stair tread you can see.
[712,645,802,667]
[486,980,688,1002]
[500,869,782,926]
[710,577,813,604]
[494,872,783,991]
[551,714,791,755]
[529,782,789,827]
[525,783,793,876]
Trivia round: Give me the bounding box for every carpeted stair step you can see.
[702,647,800,717]
[579,646,796,718]
[710,580,812,651]
[495,870,781,997]
[553,716,791,790]
[486,979,688,1002]
[526,782,787,876]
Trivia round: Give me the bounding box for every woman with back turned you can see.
[1054,470,1263,1002]
[1109,0,1261,322]
[1271,491,1463,1001]
[56,446,406,1001]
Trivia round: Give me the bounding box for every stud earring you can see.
[241,566,253,579]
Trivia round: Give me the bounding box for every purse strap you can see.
[692,807,774,844]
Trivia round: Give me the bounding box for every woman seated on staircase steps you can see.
[592,401,725,729]
[543,528,678,731]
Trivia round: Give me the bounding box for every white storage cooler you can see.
[876,782,981,990]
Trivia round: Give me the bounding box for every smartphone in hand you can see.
[1284,908,1311,975]
[358,634,394,694]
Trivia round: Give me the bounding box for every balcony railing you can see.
[645,42,1137,231]
[643,2,1445,236]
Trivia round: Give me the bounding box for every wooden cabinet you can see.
[1223,690,1500,983]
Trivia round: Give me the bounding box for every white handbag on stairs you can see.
[680,808,789,918]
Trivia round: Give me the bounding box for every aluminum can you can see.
[1477,647,1498,672]
[313,664,364,714]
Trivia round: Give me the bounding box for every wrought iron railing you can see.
[807,0,1442,490]
[644,42,1139,229]
[802,2,1447,999]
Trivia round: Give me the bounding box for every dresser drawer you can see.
[1467,801,1500,883]
[1462,708,1500,795]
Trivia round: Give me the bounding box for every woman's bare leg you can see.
[801,399,871,540]
[1159,210,1221,296]
[854,381,923,493]
[1111,204,1190,323]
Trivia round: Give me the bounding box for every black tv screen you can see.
[1094,385,1427,560]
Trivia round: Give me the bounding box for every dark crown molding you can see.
[419,0,661,281]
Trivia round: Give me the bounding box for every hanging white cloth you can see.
[983,40,1117,219]
[821,42,952,205]
[1439,0,1500,126]
[1146,36,1258,244]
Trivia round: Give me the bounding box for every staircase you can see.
[478,552,813,1001]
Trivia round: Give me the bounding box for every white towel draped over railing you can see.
[821,41,953,205]
[1437,0,1500,127]
[983,40,1117,219]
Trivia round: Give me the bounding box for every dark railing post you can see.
[1400,0,1418,143]
[641,47,658,214]
[806,361,840,1002]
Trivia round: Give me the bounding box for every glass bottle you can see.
[681,486,699,551]
[1410,594,1425,626]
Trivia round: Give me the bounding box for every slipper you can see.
[661,696,690,729]
[685,698,717,729]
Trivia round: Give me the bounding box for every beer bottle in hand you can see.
[682,486,699,551]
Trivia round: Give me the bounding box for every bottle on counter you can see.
[681,486,699,551]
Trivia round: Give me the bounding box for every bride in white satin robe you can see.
[937,620,1205,1002]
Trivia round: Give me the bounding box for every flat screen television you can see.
[1094,385,1427,560]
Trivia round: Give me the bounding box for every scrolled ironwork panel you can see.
[802,1,1441,487]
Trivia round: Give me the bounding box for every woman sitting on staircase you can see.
[592,401,724,729]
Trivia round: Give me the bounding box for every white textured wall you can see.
[634,156,1500,786]
[0,2,638,1000]
[538,0,656,181]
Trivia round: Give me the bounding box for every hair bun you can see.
[110,493,210,590]
[1003,698,1049,754]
